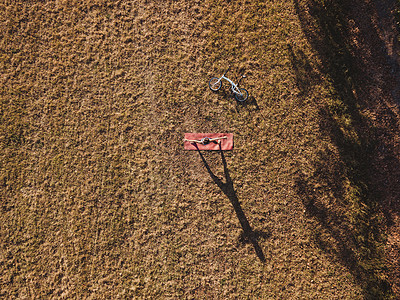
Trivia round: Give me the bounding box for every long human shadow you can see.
[195,144,266,263]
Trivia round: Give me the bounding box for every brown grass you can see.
[1,0,399,298]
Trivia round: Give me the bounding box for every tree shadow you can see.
[287,44,321,104]
[195,144,268,263]
[295,174,363,274]
[293,0,400,298]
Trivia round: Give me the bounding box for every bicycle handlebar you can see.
[223,65,231,76]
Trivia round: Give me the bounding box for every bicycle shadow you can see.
[234,95,260,112]
[194,144,268,263]
[214,89,259,112]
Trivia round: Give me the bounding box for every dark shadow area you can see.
[293,0,400,298]
[195,144,268,263]
[295,177,362,273]
[287,44,321,103]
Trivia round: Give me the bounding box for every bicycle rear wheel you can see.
[235,88,249,102]
[209,77,222,91]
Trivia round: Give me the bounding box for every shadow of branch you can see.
[293,0,397,297]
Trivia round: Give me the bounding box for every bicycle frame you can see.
[217,75,242,95]
[209,66,248,102]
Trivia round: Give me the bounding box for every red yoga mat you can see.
[184,133,233,150]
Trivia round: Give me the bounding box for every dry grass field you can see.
[1,0,400,298]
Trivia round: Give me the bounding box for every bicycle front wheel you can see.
[235,88,249,102]
[209,77,222,92]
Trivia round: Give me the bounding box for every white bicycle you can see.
[209,66,249,102]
